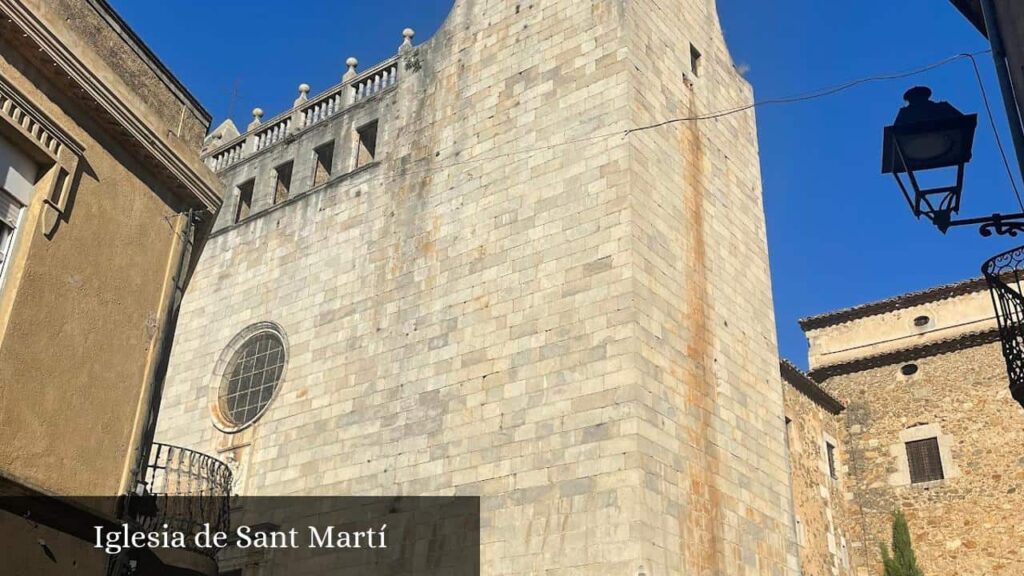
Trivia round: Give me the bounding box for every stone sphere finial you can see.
[294,83,311,106]
[248,107,264,130]
[343,57,359,81]
[401,28,415,48]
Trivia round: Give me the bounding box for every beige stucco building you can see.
[0,0,225,574]
[155,0,801,574]
[800,278,1024,576]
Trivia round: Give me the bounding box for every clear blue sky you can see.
[110,0,1019,368]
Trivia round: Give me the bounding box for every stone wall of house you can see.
[803,287,995,370]
[782,382,853,576]
[155,1,797,574]
[820,342,1024,576]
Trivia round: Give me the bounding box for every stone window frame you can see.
[354,119,378,169]
[887,423,959,488]
[311,139,335,188]
[233,178,255,223]
[689,43,703,78]
[272,160,293,204]
[208,321,289,434]
[909,307,936,332]
[821,431,841,485]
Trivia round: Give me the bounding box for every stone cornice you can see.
[808,327,1001,381]
[84,0,210,123]
[0,0,221,211]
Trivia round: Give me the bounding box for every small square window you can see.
[273,161,293,204]
[906,438,944,484]
[235,179,254,222]
[689,44,702,77]
[356,120,378,168]
[312,141,335,187]
[826,441,837,479]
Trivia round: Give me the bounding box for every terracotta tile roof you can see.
[780,359,845,415]
[798,276,989,331]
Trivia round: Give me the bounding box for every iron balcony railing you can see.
[130,442,232,557]
[983,245,1024,408]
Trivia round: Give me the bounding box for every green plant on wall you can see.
[880,510,924,576]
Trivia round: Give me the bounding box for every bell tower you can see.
[157,1,797,574]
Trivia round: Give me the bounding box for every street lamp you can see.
[882,86,980,232]
[883,86,1024,409]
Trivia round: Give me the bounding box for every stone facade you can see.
[801,279,1024,576]
[156,1,798,574]
[780,361,852,576]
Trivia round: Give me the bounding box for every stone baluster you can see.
[344,57,358,105]
[293,84,309,129]
[248,108,263,152]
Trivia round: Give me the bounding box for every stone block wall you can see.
[620,0,796,573]
[782,378,853,576]
[821,342,1024,576]
[156,1,796,574]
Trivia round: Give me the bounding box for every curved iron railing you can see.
[131,442,232,556]
[982,245,1024,408]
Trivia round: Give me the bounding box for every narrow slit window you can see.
[356,120,379,168]
[825,441,837,479]
[906,438,944,484]
[312,141,335,187]
[689,43,702,78]
[235,179,254,222]
[273,161,293,204]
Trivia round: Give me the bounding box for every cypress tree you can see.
[879,510,924,576]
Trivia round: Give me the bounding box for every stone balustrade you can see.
[352,60,399,103]
[210,139,245,171]
[253,114,292,152]
[203,29,413,172]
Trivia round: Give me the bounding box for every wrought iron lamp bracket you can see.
[942,211,1024,237]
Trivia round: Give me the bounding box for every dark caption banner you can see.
[0,495,480,576]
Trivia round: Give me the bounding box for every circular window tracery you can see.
[218,331,286,428]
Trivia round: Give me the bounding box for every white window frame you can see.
[0,132,38,289]
[0,193,26,284]
[822,431,840,484]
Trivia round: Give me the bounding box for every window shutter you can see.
[0,190,22,229]
[906,438,944,483]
